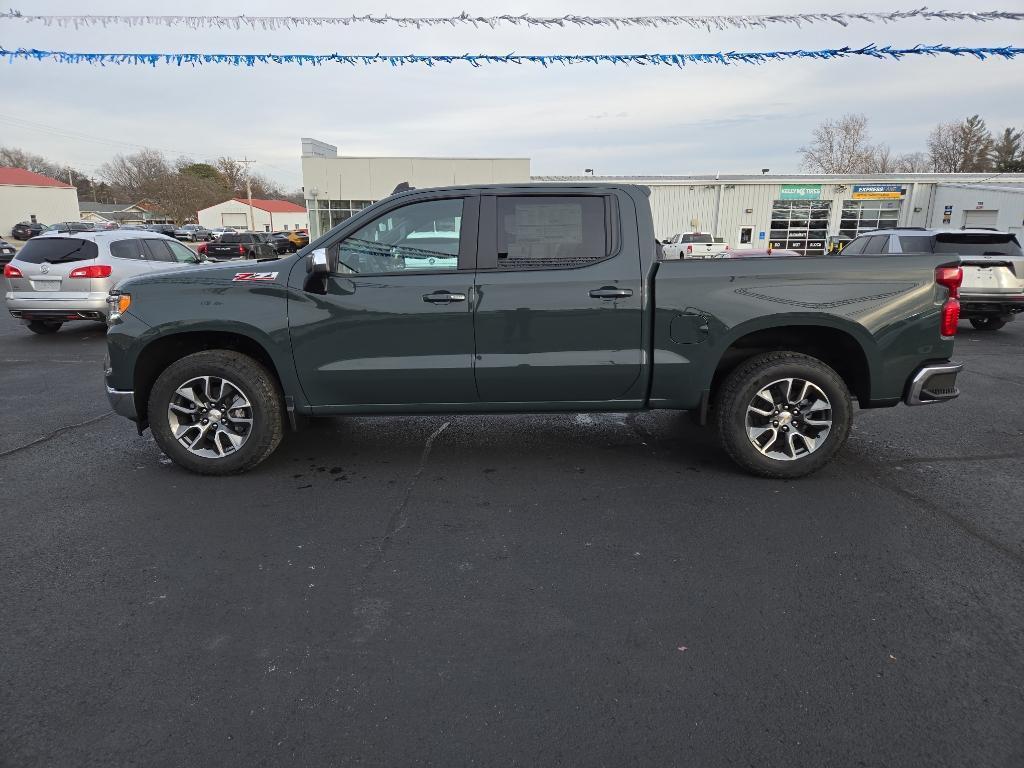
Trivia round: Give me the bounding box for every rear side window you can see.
[934,234,1022,256]
[16,238,97,264]
[497,196,608,270]
[863,235,889,254]
[109,239,147,260]
[899,236,933,253]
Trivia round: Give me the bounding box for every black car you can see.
[45,221,95,234]
[265,231,297,255]
[0,237,16,266]
[147,224,177,236]
[11,221,45,240]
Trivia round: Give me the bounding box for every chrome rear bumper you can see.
[904,362,963,406]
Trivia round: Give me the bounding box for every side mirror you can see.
[308,247,329,274]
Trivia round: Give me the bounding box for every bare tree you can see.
[864,143,897,173]
[99,149,172,200]
[894,152,932,173]
[928,115,994,173]
[799,113,876,174]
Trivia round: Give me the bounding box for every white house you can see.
[0,167,80,234]
[197,198,308,232]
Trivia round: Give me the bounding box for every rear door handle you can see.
[422,291,467,304]
[589,287,633,299]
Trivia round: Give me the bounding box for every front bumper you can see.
[904,362,963,406]
[106,385,137,420]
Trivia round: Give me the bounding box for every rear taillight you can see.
[3,263,23,278]
[724,244,731,251]
[935,266,963,298]
[68,264,113,278]
[686,245,693,254]
[941,299,960,337]
[936,266,963,337]
[238,245,246,255]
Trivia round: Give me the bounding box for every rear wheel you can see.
[970,316,1007,331]
[715,352,852,479]
[149,350,284,475]
[26,320,62,334]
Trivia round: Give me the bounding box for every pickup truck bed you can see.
[104,183,963,479]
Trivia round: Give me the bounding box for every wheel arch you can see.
[132,328,294,427]
[707,318,876,409]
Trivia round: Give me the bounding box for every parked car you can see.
[90,221,119,231]
[0,238,15,266]
[662,232,731,259]
[286,229,310,249]
[837,227,1023,331]
[3,230,208,334]
[209,227,237,241]
[174,224,211,242]
[265,231,297,255]
[146,224,178,237]
[45,221,94,234]
[11,221,46,240]
[105,183,962,479]
[205,232,278,261]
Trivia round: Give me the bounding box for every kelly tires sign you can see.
[779,184,822,200]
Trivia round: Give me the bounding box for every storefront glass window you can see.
[768,200,831,255]
[839,200,902,239]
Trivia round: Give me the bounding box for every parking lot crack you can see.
[366,420,450,568]
[0,411,114,460]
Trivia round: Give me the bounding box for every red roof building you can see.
[0,167,74,188]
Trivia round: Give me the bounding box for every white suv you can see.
[3,230,204,334]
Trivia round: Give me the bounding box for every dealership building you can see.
[536,173,1024,255]
[298,139,1024,254]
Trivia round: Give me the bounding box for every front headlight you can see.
[106,291,132,323]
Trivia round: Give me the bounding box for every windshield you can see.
[16,238,98,264]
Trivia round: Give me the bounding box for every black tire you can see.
[26,320,62,334]
[970,316,1006,331]
[715,351,852,479]
[149,350,284,475]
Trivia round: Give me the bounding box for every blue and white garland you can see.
[0,45,1020,68]
[1,9,1022,31]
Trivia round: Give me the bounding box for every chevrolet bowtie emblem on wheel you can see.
[232,272,279,282]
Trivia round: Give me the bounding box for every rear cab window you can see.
[494,196,610,270]
[681,234,713,244]
[15,238,98,264]
[220,234,255,244]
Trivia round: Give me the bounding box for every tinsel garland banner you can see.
[0,45,1020,68]
[1,9,1022,32]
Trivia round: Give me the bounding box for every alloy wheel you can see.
[167,375,254,458]
[745,377,832,461]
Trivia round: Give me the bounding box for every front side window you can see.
[839,236,868,256]
[496,196,607,270]
[333,198,463,275]
[165,240,199,263]
[143,240,176,262]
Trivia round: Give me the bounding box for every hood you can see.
[114,257,289,292]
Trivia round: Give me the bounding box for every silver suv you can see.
[4,231,204,334]
[839,228,1024,331]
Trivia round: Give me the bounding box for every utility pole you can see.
[229,157,257,230]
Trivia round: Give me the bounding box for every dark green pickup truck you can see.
[105,184,964,478]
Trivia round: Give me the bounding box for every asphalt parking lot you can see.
[2,313,1023,767]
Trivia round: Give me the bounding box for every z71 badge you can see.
[232,272,279,282]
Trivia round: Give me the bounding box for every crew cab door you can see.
[288,194,479,408]
[473,192,644,404]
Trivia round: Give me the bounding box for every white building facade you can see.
[534,173,1024,255]
[0,168,80,233]
[197,198,309,232]
[300,138,530,238]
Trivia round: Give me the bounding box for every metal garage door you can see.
[222,213,249,227]
[963,209,999,229]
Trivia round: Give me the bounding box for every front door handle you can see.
[422,291,467,304]
[589,287,633,299]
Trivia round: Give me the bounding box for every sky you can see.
[0,1,1021,188]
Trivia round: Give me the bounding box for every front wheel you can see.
[149,350,284,475]
[26,320,62,334]
[970,316,1007,331]
[715,352,852,479]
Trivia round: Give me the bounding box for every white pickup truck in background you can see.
[662,232,731,259]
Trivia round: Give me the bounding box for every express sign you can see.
[852,184,905,200]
